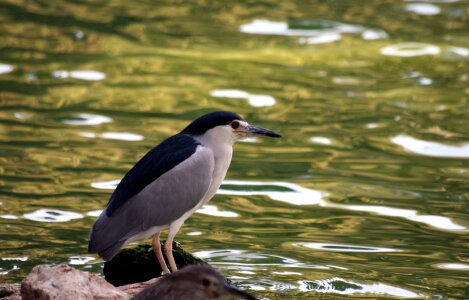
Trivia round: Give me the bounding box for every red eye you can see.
[231,120,240,129]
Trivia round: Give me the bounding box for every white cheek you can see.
[196,125,235,145]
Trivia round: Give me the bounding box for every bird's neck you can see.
[194,131,233,162]
[194,126,235,152]
[194,128,234,203]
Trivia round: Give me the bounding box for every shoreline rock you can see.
[1,243,207,299]
[0,243,255,300]
[103,242,205,286]
[0,283,21,300]
[16,264,165,299]
[21,264,128,300]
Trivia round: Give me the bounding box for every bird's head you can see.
[196,269,257,300]
[133,265,257,300]
[181,111,281,144]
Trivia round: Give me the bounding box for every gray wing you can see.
[88,146,215,260]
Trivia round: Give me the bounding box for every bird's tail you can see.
[88,210,126,261]
[90,240,125,261]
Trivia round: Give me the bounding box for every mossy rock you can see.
[103,241,205,286]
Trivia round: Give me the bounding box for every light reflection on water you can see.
[240,19,367,37]
[69,256,95,265]
[23,209,84,223]
[405,3,442,15]
[78,132,144,141]
[1,0,469,297]
[299,33,341,45]
[1,257,28,262]
[63,113,112,126]
[380,43,441,57]
[0,63,14,75]
[392,134,469,158]
[196,205,239,218]
[210,89,276,107]
[197,247,421,297]
[298,278,422,298]
[220,180,466,232]
[239,18,389,48]
[293,242,400,253]
[433,263,469,270]
[52,70,106,81]
[310,136,333,145]
[88,179,466,231]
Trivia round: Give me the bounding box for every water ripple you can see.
[187,231,203,236]
[446,46,469,58]
[69,256,95,265]
[91,180,119,190]
[210,90,249,98]
[210,89,276,107]
[196,205,239,218]
[86,210,103,217]
[1,257,28,262]
[310,136,333,145]
[405,3,441,15]
[361,29,389,40]
[195,249,244,259]
[194,249,300,265]
[52,70,106,81]
[294,242,400,253]
[392,134,469,158]
[64,113,112,126]
[0,214,18,219]
[239,19,388,44]
[298,277,422,298]
[240,19,365,37]
[14,112,33,120]
[220,180,466,232]
[90,179,466,231]
[23,209,84,222]
[433,263,469,270]
[79,131,144,141]
[0,63,14,75]
[0,265,20,275]
[381,43,440,57]
[299,33,341,44]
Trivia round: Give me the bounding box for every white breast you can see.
[194,125,234,204]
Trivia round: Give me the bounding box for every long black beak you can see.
[224,284,258,300]
[247,125,282,138]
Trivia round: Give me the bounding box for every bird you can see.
[132,265,257,300]
[88,111,281,275]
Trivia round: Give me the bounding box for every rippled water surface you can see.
[1,0,469,298]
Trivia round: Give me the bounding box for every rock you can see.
[0,283,21,300]
[21,264,129,300]
[118,277,160,297]
[104,242,205,286]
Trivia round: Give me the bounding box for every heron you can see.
[88,111,281,275]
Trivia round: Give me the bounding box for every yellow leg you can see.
[152,232,170,275]
[164,237,178,273]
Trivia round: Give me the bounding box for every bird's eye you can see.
[202,278,210,287]
[231,120,240,129]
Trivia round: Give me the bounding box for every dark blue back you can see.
[106,134,199,216]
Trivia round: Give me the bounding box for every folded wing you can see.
[88,135,215,260]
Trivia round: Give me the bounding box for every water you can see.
[1,0,469,298]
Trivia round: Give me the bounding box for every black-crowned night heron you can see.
[88,111,281,274]
[132,265,256,300]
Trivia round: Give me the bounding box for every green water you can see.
[1,0,469,298]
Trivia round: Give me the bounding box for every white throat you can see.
[194,125,234,203]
